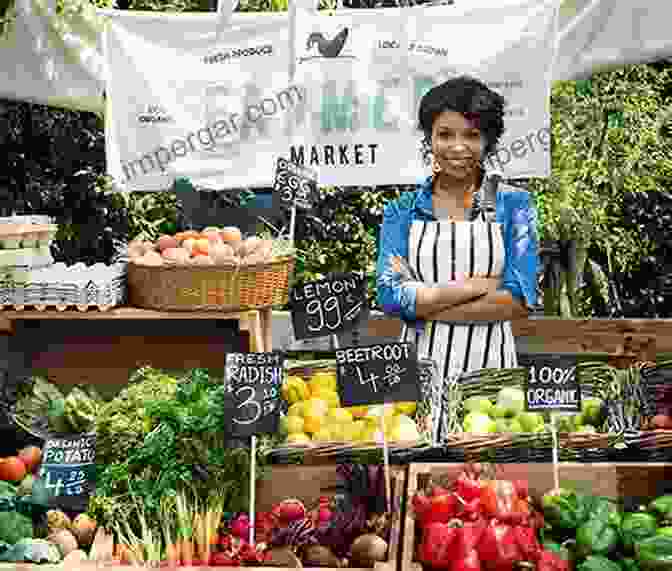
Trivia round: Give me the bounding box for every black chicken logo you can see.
[301,28,356,62]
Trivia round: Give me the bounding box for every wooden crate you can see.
[256,463,405,571]
[401,462,672,571]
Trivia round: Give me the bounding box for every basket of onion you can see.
[126,226,295,311]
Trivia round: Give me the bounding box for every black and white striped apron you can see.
[400,210,518,380]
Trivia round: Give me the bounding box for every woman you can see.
[376,76,538,381]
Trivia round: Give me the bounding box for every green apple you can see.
[463,397,493,416]
[497,387,525,417]
[491,404,507,419]
[581,397,604,425]
[464,412,496,433]
[509,419,523,433]
[578,424,596,434]
[517,412,544,432]
[495,419,511,433]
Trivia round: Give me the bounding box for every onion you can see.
[302,545,341,568]
[263,547,303,568]
[349,534,388,568]
[48,529,79,557]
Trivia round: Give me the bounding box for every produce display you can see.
[453,386,604,435]
[127,226,294,267]
[0,444,100,564]
[12,377,102,438]
[410,465,672,571]
[280,365,421,444]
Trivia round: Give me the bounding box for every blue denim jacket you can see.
[376,175,539,323]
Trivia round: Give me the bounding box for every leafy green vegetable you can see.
[0,511,33,545]
[543,489,595,530]
[0,538,61,564]
[649,496,672,521]
[636,536,672,571]
[577,555,622,571]
[622,512,658,553]
[576,515,619,557]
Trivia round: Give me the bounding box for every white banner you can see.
[292,0,560,185]
[104,11,300,191]
[104,1,560,190]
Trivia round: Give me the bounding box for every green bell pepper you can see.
[622,513,659,553]
[657,528,672,538]
[621,558,640,571]
[649,496,672,521]
[577,555,622,571]
[543,489,594,530]
[576,516,619,557]
[543,541,571,561]
[636,536,672,571]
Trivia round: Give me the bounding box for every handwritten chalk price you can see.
[291,273,368,340]
[273,158,317,210]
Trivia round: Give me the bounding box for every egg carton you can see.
[0,262,127,311]
[0,247,54,271]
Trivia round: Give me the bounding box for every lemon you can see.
[303,414,324,434]
[311,390,340,409]
[305,398,329,417]
[351,420,367,440]
[310,372,338,392]
[313,427,332,442]
[286,433,311,444]
[395,402,417,416]
[341,422,359,442]
[390,423,420,442]
[288,402,305,418]
[286,416,305,435]
[327,423,344,441]
[347,405,369,419]
[327,408,353,424]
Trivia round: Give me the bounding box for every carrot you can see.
[180,539,194,566]
[166,543,180,567]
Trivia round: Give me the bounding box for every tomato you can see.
[426,494,458,523]
[0,456,26,482]
[18,446,42,473]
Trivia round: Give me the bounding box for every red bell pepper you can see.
[453,548,482,571]
[431,484,451,497]
[417,522,460,570]
[512,525,541,562]
[454,521,486,558]
[536,549,570,571]
[477,524,522,571]
[412,491,432,521]
[426,493,459,524]
[457,475,482,503]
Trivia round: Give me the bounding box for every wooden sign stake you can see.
[288,203,298,247]
[550,413,559,491]
[379,412,392,514]
[249,435,257,546]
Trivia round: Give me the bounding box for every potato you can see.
[190,254,214,266]
[162,247,190,265]
[211,243,236,265]
[236,236,263,258]
[136,251,164,266]
[127,241,146,259]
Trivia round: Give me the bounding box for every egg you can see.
[137,251,164,267]
[182,238,197,255]
[193,238,210,256]
[210,243,236,265]
[236,236,263,258]
[190,254,214,266]
[202,231,222,246]
[127,241,146,259]
[220,226,242,245]
[162,247,190,265]
[156,235,179,252]
[175,230,200,243]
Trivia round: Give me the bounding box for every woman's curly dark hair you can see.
[418,76,506,167]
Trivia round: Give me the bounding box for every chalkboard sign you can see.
[38,433,96,512]
[519,353,581,412]
[273,157,317,210]
[225,352,284,438]
[336,342,419,407]
[290,273,368,340]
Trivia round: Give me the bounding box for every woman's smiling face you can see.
[431,110,486,181]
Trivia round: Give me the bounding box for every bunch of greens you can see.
[91,367,279,532]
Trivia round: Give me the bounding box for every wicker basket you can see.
[127,256,294,311]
